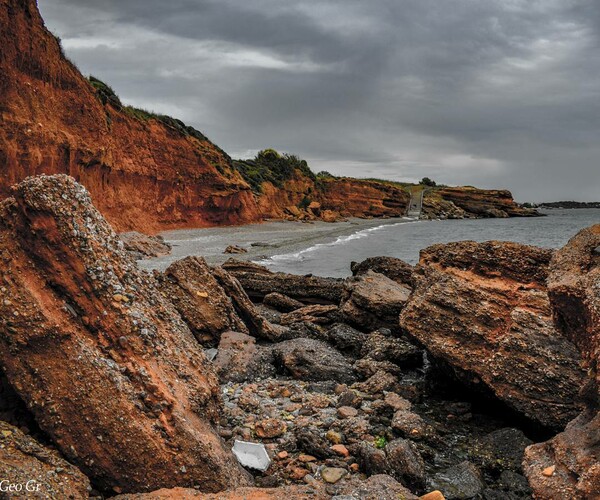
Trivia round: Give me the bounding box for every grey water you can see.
[257,208,600,277]
[146,209,599,278]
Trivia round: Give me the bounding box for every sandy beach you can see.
[140,216,411,271]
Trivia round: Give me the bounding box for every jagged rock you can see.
[422,195,468,220]
[158,256,249,345]
[0,420,91,499]
[211,265,282,341]
[212,331,276,383]
[340,271,411,331]
[429,461,485,500]
[471,428,532,473]
[392,408,428,440]
[354,357,403,378]
[547,224,600,393]
[361,329,422,368]
[223,244,247,254]
[385,438,426,490]
[400,241,585,430]
[497,471,532,497]
[351,256,415,288]
[353,370,399,395]
[119,231,172,259]
[263,292,305,312]
[325,323,367,358]
[222,259,344,304]
[353,442,389,476]
[524,225,600,500]
[279,304,338,326]
[0,175,252,493]
[295,428,333,459]
[272,338,357,384]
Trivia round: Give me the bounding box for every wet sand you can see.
[140,216,411,271]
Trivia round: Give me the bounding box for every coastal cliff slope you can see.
[0,0,537,233]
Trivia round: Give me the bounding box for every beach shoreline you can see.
[140,216,415,271]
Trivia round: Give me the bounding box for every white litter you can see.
[204,348,218,362]
[232,440,271,471]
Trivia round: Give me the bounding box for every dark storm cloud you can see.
[38,0,600,201]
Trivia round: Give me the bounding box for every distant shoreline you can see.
[539,201,600,209]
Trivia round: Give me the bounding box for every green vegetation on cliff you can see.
[233,149,316,193]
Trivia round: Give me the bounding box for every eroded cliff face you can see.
[0,0,263,234]
[0,0,413,232]
[321,179,410,218]
[423,187,539,219]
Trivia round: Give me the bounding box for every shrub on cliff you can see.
[233,149,316,193]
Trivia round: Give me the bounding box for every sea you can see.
[145,209,600,278]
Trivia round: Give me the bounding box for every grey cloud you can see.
[38,0,600,202]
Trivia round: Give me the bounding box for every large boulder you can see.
[399,241,585,430]
[523,225,600,500]
[158,256,249,345]
[212,331,275,383]
[351,256,415,288]
[340,271,411,331]
[222,259,344,304]
[0,176,251,493]
[0,420,91,499]
[272,338,357,383]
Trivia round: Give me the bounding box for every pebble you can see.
[321,467,347,484]
[331,444,350,458]
[337,406,358,419]
[326,430,343,444]
[419,492,445,500]
[542,465,556,477]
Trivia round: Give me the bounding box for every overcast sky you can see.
[39,0,599,202]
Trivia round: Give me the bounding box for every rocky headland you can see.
[0,174,596,500]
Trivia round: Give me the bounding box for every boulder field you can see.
[0,174,595,500]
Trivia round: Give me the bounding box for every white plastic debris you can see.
[204,348,218,362]
[232,440,271,471]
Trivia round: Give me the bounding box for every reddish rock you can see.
[340,271,411,331]
[0,420,91,499]
[400,241,585,430]
[212,331,275,383]
[351,256,415,288]
[210,265,283,341]
[0,175,251,493]
[427,187,540,218]
[279,304,338,326]
[263,292,305,312]
[255,418,287,439]
[158,256,249,345]
[524,225,600,500]
[119,232,172,259]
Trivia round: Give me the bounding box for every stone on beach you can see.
[340,271,411,331]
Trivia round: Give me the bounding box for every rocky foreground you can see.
[0,175,597,500]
